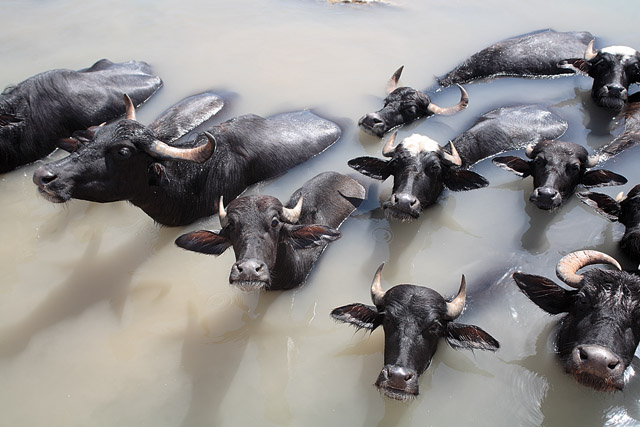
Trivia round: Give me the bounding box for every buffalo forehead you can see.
[228,195,282,216]
[399,134,441,157]
[384,285,447,318]
[581,270,640,311]
[601,46,639,59]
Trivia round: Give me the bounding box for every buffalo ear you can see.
[285,224,341,249]
[348,157,392,181]
[330,303,383,331]
[147,163,169,187]
[558,58,591,75]
[445,323,500,351]
[492,156,531,177]
[576,191,621,221]
[175,230,231,255]
[56,138,80,153]
[581,170,627,188]
[512,272,574,315]
[0,113,21,127]
[444,169,489,191]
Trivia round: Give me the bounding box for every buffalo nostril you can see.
[580,347,589,361]
[33,168,57,186]
[404,372,414,381]
[409,198,417,207]
[391,194,398,204]
[608,360,620,370]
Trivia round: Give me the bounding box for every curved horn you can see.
[426,84,469,116]
[382,131,398,157]
[556,250,622,288]
[616,191,626,202]
[525,144,535,159]
[441,141,463,166]
[282,196,303,223]
[144,132,216,163]
[444,275,467,320]
[386,66,404,94]
[218,196,228,227]
[123,94,136,121]
[585,39,598,62]
[587,154,599,168]
[370,263,386,307]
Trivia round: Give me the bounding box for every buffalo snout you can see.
[375,364,419,401]
[230,258,270,290]
[530,186,562,210]
[33,165,67,203]
[569,344,625,391]
[358,113,386,137]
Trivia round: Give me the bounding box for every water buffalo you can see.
[437,29,594,87]
[493,140,627,210]
[560,41,640,111]
[175,172,364,291]
[331,263,499,401]
[1,59,162,173]
[349,105,568,221]
[577,185,640,262]
[599,93,640,160]
[33,95,341,226]
[358,66,469,137]
[513,250,640,392]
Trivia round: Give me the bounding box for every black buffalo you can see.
[599,93,640,160]
[358,66,469,137]
[578,185,640,262]
[560,41,640,111]
[331,263,499,401]
[1,59,162,173]
[493,140,627,210]
[513,250,640,392]
[175,172,364,291]
[350,105,568,221]
[33,95,341,226]
[437,29,593,87]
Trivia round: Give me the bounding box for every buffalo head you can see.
[560,40,640,111]
[513,250,640,392]
[349,132,488,221]
[358,66,469,137]
[175,194,341,291]
[331,264,499,401]
[492,140,627,210]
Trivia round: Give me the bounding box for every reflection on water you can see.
[2,0,640,426]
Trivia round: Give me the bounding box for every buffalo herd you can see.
[5,28,640,400]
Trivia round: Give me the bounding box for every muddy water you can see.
[2,0,640,426]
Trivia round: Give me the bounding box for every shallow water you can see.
[2,1,640,426]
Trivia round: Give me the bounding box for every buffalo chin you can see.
[383,205,421,222]
[595,95,626,111]
[230,280,270,292]
[569,370,625,393]
[375,384,418,402]
[37,187,68,203]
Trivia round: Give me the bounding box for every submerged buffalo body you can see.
[331,264,499,401]
[350,105,568,221]
[560,41,640,111]
[493,140,627,210]
[578,185,640,262]
[358,66,469,137]
[600,93,640,160]
[513,250,640,392]
[33,95,341,226]
[437,29,594,87]
[175,172,364,291]
[1,59,162,173]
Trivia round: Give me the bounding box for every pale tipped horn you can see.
[444,275,467,320]
[386,66,404,94]
[144,131,216,163]
[556,250,621,288]
[219,196,228,227]
[585,39,598,61]
[370,263,386,307]
[426,84,469,116]
[282,196,303,223]
[123,94,136,121]
[382,131,398,157]
[587,154,599,168]
[525,144,535,159]
[442,141,463,166]
[615,191,626,202]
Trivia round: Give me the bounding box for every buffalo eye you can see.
[429,162,442,173]
[425,321,441,335]
[270,218,279,228]
[576,292,590,309]
[567,163,580,173]
[534,156,546,167]
[117,146,132,158]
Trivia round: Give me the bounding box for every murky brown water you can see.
[2,1,640,426]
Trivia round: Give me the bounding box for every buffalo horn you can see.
[386,66,404,94]
[584,39,598,62]
[282,196,303,223]
[442,142,463,166]
[587,154,599,168]
[525,144,535,159]
[123,94,136,121]
[219,196,228,227]
[444,275,466,320]
[382,131,398,157]
[144,132,216,163]
[615,191,626,202]
[426,84,469,116]
[556,250,622,288]
[370,263,386,307]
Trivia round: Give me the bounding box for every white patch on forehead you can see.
[601,46,639,59]
[399,134,441,156]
